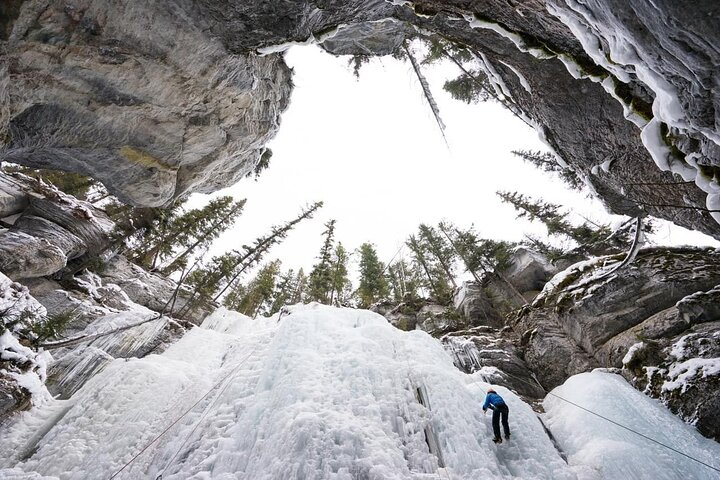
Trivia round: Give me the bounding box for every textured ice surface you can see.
[2,305,574,479]
[3,306,719,479]
[544,371,720,480]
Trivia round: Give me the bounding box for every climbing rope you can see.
[545,391,720,474]
[108,348,257,479]
[155,348,251,479]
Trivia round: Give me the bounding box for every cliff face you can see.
[415,245,720,443]
[2,0,719,237]
[1,0,292,206]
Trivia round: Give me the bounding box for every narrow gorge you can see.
[1,1,719,479]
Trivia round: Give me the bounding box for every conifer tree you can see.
[290,268,307,305]
[224,260,281,317]
[356,243,389,308]
[328,243,351,306]
[387,258,423,302]
[129,196,246,272]
[160,197,246,274]
[497,191,610,245]
[269,268,296,315]
[406,235,451,303]
[418,224,457,288]
[308,220,337,303]
[512,150,583,191]
[179,202,323,314]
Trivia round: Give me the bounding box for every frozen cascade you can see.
[0,304,719,479]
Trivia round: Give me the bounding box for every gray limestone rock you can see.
[0,230,66,278]
[502,247,557,294]
[99,254,213,322]
[0,175,29,218]
[1,0,720,241]
[1,0,293,207]
[453,282,504,328]
[320,19,409,56]
[443,326,546,399]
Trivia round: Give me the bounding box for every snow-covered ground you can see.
[1,305,719,479]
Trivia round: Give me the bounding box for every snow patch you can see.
[622,342,644,366]
[544,371,720,479]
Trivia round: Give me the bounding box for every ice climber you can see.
[482,388,510,444]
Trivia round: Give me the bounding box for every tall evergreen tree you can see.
[497,191,610,245]
[179,202,323,314]
[328,243,351,306]
[418,224,457,288]
[290,268,308,305]
[128,196,246,273]
[308,220,337,303]
[160,197,246,274]
[224,260,281,317]
[356,243,389,308]
[269,268,296,315]
[512,150,583,191]
[406,235,452,303]
[387,258,423,302]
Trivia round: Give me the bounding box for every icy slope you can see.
[1,304,719,479]
[1,304,574,479]
[544,371,720,480]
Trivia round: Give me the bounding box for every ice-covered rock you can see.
[443,326,546,400]
[0,272,51,419]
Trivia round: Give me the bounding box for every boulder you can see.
[99,254,213,322]
[320,19,409,55]
[502,247,557,294]
[0,175,29,218]
[453,281,504,328]
[0,230,66,279]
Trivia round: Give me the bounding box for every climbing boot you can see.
[493,437,503,444]
[505,433,511,440]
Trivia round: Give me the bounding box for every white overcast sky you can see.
[187,45,719,276]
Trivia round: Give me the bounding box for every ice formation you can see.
[1,305,719,479]
[544,371,720,480]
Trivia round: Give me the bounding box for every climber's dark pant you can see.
[492,403,510,439]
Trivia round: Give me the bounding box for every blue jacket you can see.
[483,392,506,410]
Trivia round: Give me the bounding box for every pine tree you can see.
[328,243,351,306]
[308,220,337,303]
[387,258,423,302]
[178,202,323,314]
[418,224,457,288]
[290,268,307,304]
[269,268,296,315]
[128,196,246,272]
[512,150,583,191]
[160,197,246,274]
[224,260,281,317]
[497,191,610,245]
[406,235,451,303]
[356,243,389,308]
[439,222,526,304]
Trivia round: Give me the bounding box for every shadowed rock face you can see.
[2,1,720,238]
[1,0,293,206]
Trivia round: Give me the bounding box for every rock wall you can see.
[2,1,720,239]
[1,0,293,206]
